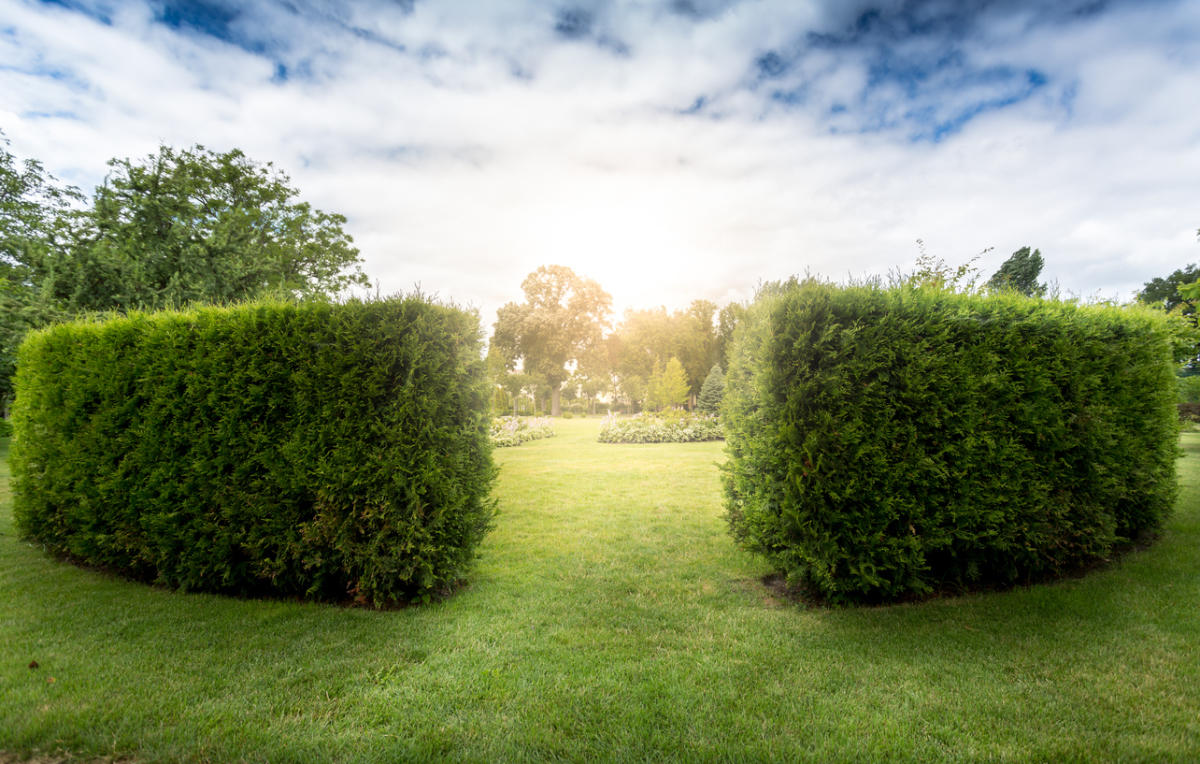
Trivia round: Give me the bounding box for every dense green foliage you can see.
[724,280,1179,603]
[492,265,611,417]
[9,296,495,606]
[697,363,725,413]
[598,411,723,443]
[0,133,82,407]
[44,144,369,313]
[605,301,719,409]
[645,357,690,411]
[986,246,1046,297]
[490,416,555,447]
[0,136,368,408]
[1179,374,1200,404]
[1138,263,1200,373]
[1138,263,1200,316]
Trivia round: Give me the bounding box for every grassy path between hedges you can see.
[1,418,1199,762]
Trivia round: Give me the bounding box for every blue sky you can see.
[2,0,1199,324]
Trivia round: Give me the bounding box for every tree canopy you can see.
[715,302,746,370]
[986,246,1046,297]
[646,357,690,411]
[0,136,370,408]
[1138,263,1200,317]
[606,300,720,410]
[491,265,611,417]
[1,134,83,406]
[44,144,367,313]
[1138,263,1200,372]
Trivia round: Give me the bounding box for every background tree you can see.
[697,363,725,414]
[617,374,647,413]
[1,136,370,409]
[486,344,524,416]
[607,301,719,408]
[677,299,718,404]
[44,144,368,313]
[715,302,746,370]
[986,246,1046,296]
[609,307,674,386]
[1138,263,1200,373]
[576,374,608,415]
[0,133,83,408]
[491,265,611,417]
[1138,263,1200,317]
[646,357,689,411]
[571,340,614,415]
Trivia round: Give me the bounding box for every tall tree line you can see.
[489,264,745,415]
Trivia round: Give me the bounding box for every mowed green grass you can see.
[1,418,1199,762]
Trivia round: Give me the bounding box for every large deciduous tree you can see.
[491,265,611,417]
[0,136,371,409]
[1138,263,1200,317]
[1138,262,1200,372]
[608,299,720,409]
[0,133,82,408]
[678,299,718,402]
[715,301,746,370]
[45,144,368,313]
[986,246,1046,297]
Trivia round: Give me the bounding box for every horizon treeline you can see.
[486,252,1200,417]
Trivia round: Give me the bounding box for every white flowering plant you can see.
[597,411,724,444]
[491,416,556,448]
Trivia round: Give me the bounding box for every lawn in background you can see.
[1,418,1198,761]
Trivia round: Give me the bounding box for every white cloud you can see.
[1,0,1198,330]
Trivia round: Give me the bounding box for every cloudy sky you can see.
[2,0,1198,328]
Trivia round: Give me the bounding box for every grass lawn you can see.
[2,417,1199,762]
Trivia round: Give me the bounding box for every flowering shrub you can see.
[491,416,556,448]
[598,411,724,444]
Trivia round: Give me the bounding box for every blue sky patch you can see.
[741,1,1088,141]
[36,0,114,25]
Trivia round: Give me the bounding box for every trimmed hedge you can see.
[9,297,496,606]
[723,280,1179,604]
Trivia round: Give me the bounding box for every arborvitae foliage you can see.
[723,279,1178,604]
[9,296,495,606]
[697,364,725,413]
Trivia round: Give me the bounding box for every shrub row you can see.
[598,411,724,444]
[723,280,1179,604]
[490,416,556,448]
[10,297,496,606]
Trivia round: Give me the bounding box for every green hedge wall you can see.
[723,280,1178,604]
[9,297,496,606]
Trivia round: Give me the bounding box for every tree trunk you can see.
[551,385,562,417]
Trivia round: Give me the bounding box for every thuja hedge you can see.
[9,297,496,606]
[723,280,1178,604]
